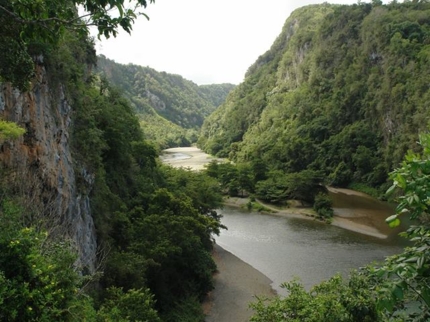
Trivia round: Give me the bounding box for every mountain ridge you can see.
[198,1,430,192]
[97,55,235,148]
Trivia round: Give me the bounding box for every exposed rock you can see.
[145,89,166,111]
[0,66,97,273]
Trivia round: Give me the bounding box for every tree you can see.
[313,192,333,220]
[0,0,155,89]
[255,170,326,205]
[0,0,155,41]
[97,287,161,322]
[385,134,430,227]
[365,134,430,320]
[0,200,96,321]
[250,134,430,321]
[250,274,379,322]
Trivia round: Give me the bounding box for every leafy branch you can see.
[0,0,155,41]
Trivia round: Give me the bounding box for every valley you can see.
[1,0,430,321]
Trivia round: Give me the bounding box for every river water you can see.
[161,147,406,295]
[215,206,404,295]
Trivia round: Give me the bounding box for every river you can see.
[215,206,404,294]
[161,147,406,294]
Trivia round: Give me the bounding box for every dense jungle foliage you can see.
[97,55,235,149]
[251,134,430,321]
[1,104,224,321]
[0,1,224,320]
[198,1,430,196]
[3,0,430,320]
[204,160,333,219]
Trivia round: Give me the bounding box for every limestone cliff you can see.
[0,65,97,273]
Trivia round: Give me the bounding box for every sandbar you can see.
[203,244,276,322]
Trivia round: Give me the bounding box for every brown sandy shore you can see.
[161,147,392,320]
[203,196,390,321]
[161,147,389,239]
[224,194,390,240]
[160,147,224,171]
[203,244,276,322]
[161,148,277,321]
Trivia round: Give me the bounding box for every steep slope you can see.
[199,2,430,191]
[0,38,98,272]
[0,21,225,322]
[97,55,234,148]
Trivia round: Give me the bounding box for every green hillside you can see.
[97,55,234,148]
[0,1,227,319]
[198,2,430,193]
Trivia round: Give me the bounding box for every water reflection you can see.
[215,207,405,295]
[328,188,405,237]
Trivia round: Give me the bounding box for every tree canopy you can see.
[0,0,155,90]
[0,0,154,40]
[0,3,226,318]
[96,55,235,149]
[198,1,430,196]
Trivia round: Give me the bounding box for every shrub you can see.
[313,192,333,219]
[97,287,160,322]
[0,200,95,321]
[0,120,25,142]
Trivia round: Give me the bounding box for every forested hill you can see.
[198,2,430,193]
[0,1,229,319]
[97,55,235,148]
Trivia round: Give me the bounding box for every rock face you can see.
[0,66,97,273]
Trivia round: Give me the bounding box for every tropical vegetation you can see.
[0,1,224,320]
[198,1,430,197]
[2,0,430,320]
[97,55,235,150]
[250,134,430,321]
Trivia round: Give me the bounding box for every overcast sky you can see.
[94,0,368,85]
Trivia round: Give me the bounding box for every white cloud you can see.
[94,0,371,85]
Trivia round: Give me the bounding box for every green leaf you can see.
[378,297,394,313]
[421,288,430,307]
[392,285,403,300]
[386,184,396,195]
[116,4,124,17]
[388,218,401,228]
[396,174,406,189]
[386,215,398,224]
[417,256,425,269]
[405,256,419,263]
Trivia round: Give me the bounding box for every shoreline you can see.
[161,147,391,240]
[160,147,224,171]
[204,196,393,320]
[223,196,389,239]
[203,243,276,322]
[162,147,395,320]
